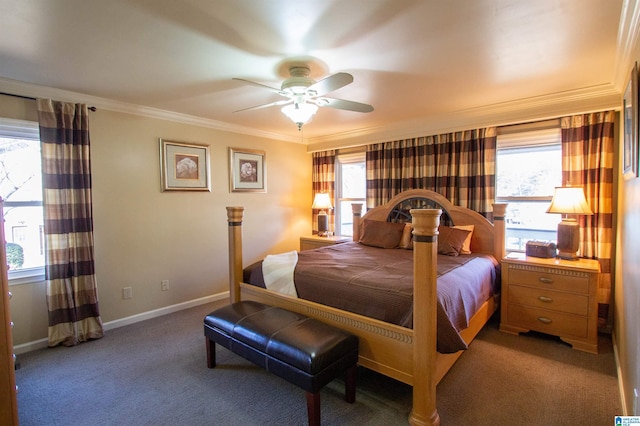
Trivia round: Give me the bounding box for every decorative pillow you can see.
[452,224,474,254]
[359,219,406,249]
[398,223,413,249]
[438,226,472,256]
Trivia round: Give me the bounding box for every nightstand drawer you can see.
[509,285,589,316]
[507,305,588,339]
[508,268,589,294]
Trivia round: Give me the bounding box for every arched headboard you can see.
[353,189,506,259]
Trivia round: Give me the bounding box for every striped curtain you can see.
[561,111,615,328]
[37,99,104,347]
[311,150,336,234]
[366,128,496,217]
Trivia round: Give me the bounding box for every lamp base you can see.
[556,218,580,260]
[557,249,579,261]
[317,212,328,237]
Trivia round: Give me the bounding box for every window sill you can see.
[8,267,45,286]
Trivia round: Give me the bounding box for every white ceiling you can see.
[0,0,631,146]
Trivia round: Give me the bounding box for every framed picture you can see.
[229,147,266,192]
[159,139,211,191]
[623,62,638,180]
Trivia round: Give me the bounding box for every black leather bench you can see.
[204,301,359,426]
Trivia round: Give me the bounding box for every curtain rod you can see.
[0,91,97,111]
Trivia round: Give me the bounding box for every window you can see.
[0,118,44,283]
[496,127,562,252]
[335,152,366,236]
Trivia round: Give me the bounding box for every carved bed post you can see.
[492,203,507,261]
[409,208,442,426]
[351,203,363,242]
[226,206,244,304]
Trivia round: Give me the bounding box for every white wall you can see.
[2,96,311,348]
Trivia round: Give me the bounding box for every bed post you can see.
[351,203,363,242]
[492,203,507,260]
[409,208,442,426]
[226,206,244,304]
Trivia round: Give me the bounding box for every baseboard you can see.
[102,292,229,331]
[13,291,229,355]
[14,338,48,355]
[612,330,628,415]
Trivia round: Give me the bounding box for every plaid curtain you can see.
[561,111,615,328]
[311,150,336,234]
[366,128,496,217]
[37,99,104,347]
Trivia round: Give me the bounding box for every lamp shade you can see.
[546,186,593,215]
[312,193,332,236]
[312,193,333,210]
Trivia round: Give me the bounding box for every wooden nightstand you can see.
[500,253,600,354]
[299,235,351,251]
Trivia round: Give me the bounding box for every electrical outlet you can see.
[161,280,169,291]
[122,287,132,299]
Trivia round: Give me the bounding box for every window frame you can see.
[335,152,366,237]
[496,126,562,252]
[0,118,45,284]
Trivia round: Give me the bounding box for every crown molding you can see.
[614,0,640,89]
[0,77,623,153]
[305,84,621,152]
[0,77,302,144]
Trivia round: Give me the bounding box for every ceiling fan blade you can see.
[319,97,374,113]
[234,99,292,113]
[306,72,353,97]
[233,78,285,95]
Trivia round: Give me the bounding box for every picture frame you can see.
[229,147,266,192]
[623,61,638,180]
[159,139,211,191]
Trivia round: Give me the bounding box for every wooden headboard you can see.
[352,189,506,260]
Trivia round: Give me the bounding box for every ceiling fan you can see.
[233,65,374,130]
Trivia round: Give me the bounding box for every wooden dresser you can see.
[500,254,600,354]
[1,198,19,424]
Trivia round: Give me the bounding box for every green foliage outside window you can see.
[6,242,24,269]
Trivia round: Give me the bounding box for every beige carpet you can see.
[15,301,620,425]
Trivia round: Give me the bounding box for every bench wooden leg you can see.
[305,391,321,426]
[206,338,216,369]
[345,364,357,403]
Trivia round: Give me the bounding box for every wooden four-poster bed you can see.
[225,189,506,425]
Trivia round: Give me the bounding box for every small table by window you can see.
[500,253,600,354]
[299,235,351,251]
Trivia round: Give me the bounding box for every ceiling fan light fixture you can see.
[234,62,373,129]
[281,102,318,130]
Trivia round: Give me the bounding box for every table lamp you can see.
[312,193,333,237]
[546,186,593,260]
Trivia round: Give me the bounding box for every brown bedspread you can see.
[244,241,499,353]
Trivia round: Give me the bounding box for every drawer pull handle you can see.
[8,291,12,299]
[539,277,553,284]
[538,296,553,303]
[537,317,552,324]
